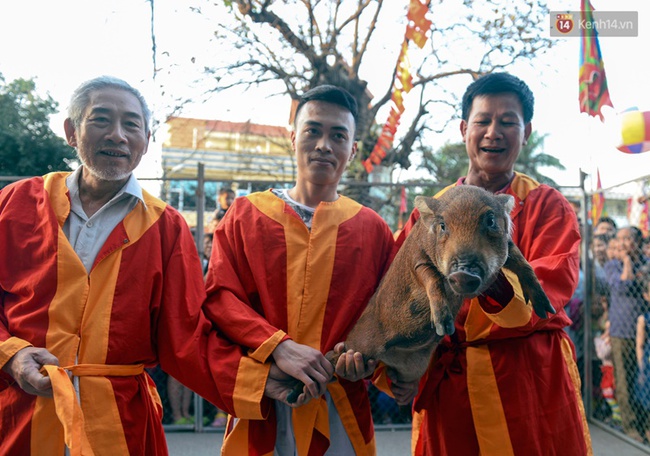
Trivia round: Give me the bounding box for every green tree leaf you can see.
[0,74,75,182]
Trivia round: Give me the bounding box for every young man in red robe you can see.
[204,85,395,455]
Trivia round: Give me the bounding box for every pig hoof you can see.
[444,318,456,335]
[533,293,555,319]
[434,317,456,336]
[286,383,303,404]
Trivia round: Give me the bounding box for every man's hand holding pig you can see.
[1,347,59,397]
[388,369,419,406]
[272,339,334,398]
[332,342,377,382]
[265,363,315,407]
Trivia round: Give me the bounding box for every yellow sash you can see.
[42,363,145,456]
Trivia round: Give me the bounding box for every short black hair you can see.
[461,73,534,124]
[294,85,358,129]
[593,233,613,245]
[597,216,617,231]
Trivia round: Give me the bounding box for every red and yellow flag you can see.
[579,0,613,121]
[591,168,605,224]
[363,0,431,173]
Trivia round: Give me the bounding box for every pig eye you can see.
[438,221,446,232]
[485,213,497,228]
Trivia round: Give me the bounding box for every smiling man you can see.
[394,73,592,455]
[204,85,394,455]
[0,76,233,455]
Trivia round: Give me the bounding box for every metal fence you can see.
[149,174,428,432]
[152,171,650,443]
[578,175,650,451]
[9,170,650,444]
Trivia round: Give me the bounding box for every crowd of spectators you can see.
[574,216,650,444]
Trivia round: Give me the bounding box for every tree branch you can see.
[232,0,320,66]
[352,0,382,74]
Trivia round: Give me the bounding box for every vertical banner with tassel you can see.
[362,0,431,173]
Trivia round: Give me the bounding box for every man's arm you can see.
[637,315,646,372]
[204,201,289,357]
[204,200,334,398]
[477,186,581,329]
[154,212,250,415]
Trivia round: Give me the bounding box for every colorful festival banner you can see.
[363,0,431,173]
[640,204,649,238]
[591,168,605,224]
[628,195,649,238]
[579,0,614,121]
[617,109,650,154]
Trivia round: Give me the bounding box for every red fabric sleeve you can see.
[203,199,287,357]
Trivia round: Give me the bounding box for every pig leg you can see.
[504,241,555,318]
[414,262,455,336]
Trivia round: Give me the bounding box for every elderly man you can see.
[395,73,592,455]
[204,85,394,455]
[0,76,231,455]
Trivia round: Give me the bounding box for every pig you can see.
[287,185,554,402]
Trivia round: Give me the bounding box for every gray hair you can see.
[67,76,152,135]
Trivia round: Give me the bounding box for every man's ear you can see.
[523,122,532,145]
[349,141,358,162]
[290,130,296,152]
[460,119,468,143]
[63,118,77,147]
[143,132,151,155]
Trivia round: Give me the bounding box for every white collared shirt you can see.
[63,167,146,273]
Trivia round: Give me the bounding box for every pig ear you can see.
[496,194,515,214]
[414,196,436,216]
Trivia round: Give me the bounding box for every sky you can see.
[1,0,649,192]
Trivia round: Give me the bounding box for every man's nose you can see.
[316,136,332,152]
[106,122,127,142]
[484,122,503,139]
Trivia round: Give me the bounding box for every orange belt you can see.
[42,363,145,456]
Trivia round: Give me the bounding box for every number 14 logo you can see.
[556,14,574,34]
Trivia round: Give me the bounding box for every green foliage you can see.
[0,74,75,178]
[418,141,469,186]
[418,131,565,187]
[513,131,565,187]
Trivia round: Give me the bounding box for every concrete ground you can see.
[166,421,650,455]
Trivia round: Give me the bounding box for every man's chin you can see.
[85,165,132,182]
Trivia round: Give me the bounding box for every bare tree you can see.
[167,0,553,205]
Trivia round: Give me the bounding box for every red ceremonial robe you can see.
[396,173,592,456]
[0,173,231,456]
[204,190,394,456]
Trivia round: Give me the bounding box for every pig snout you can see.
[448,271,482,295]
[446,256,486,296]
